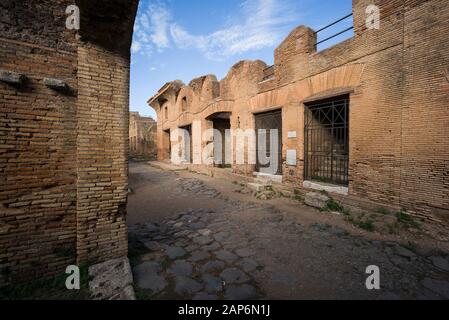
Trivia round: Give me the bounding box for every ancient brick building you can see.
[0,0,138,285]
[149,0,449,222]
[129,112,157,159]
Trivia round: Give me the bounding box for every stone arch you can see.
[203,101,234,120]
[248,64,365,110]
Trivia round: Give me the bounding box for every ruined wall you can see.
[129,112,157,158]
[0,0,78,285]
[76,44,130,264]
[0,0,138,285]
[400,0,449,221]
[149,0,448,222]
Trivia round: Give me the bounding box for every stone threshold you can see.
[303,180,349,196]
[89,257,135,300]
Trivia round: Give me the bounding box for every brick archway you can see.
[0,0,139,285]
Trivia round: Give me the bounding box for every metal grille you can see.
[304,96,349,186]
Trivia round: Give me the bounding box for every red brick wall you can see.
[400,0,449,220]
[76,44,130,264]
[0,0,138,285]
[0,38,78,285]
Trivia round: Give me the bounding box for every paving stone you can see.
[189,250,210,262]
[224,284,257,300]
[394,245,416,260]
[215,250,238,264]
[181,214,195,222]
[201,260,226,273]
[237,258,260,273]
[140,251,164,262]
[202,242,221,252]
[175,276,203,296]
[173,222,184,229]
[174,230,191,238]
[235,248,254,258]
[429,256,449,272]
[165,246,186,259]
[142,241,164,251]
[421,278,449,299]
[220,268,250,284]
[168,260,193,277]
[202,274,224,293]
[133,261,167,293]
[189,222,206,230]
[145,223,159,232]
[213,231,230,243]
[174,240,189,247]
[198,229,212,236]
[187,232,199,239]
[193,292,219,300]
[389,255,409,268]
[193,235,214,245]
[185,244,199,252]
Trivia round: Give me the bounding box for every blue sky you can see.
[130,0,353,119]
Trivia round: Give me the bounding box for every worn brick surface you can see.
[129,112,157,158]
[0,0,138,285]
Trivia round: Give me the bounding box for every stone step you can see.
[253,172,282,184]
[247,182,268,192]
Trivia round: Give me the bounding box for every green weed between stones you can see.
[396,210,421,229]
[323,198,345,213]
[291,189,303,201]
[376,207,391,215]
[322,197,375,232]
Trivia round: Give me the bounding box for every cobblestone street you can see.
[127,162,449,300]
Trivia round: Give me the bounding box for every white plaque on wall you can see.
[288,131,297,139]
[286,149,297,166]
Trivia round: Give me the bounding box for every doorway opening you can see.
[163,129,171,161]
[255,110,283,176]
[304,95,349,186]
[179,124,192,163]
[208,112,232,168]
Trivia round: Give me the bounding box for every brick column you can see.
[76,44,129,264]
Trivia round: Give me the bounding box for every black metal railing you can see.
[304,96,350,186]
[315,13,354,49]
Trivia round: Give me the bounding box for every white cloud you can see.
[133,1,171,55]
[148,4,170,50]
[171,0,298,60]
[132,0,298,60]
[131,41,142,54]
